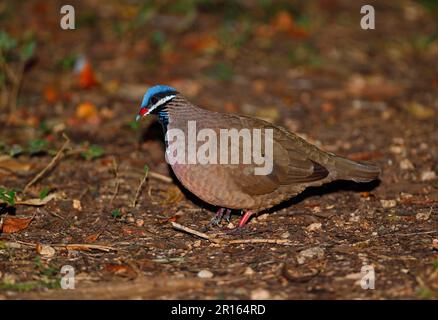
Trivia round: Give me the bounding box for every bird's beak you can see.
[136,107,149,121]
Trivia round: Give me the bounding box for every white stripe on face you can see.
[147,95,176,115]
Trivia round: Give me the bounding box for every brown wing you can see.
[225,121,329,196]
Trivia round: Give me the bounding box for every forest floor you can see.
[0,1,437,299]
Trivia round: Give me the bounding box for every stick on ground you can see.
[149,171,173,183]
[171,222,221,244]
[170,221,292,245]
[23,134,70,193]
[132,165,150,207]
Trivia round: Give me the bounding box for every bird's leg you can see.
[209,208,225,226]
[223,209,232,223]
[237,210,254,228]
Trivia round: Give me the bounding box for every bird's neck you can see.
[158,95,204,133]
[157,110,169,129]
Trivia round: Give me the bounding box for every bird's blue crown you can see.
[141,85,178,108]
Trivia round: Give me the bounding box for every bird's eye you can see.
[150,96,159,105]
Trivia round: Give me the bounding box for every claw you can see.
[209,208,225,226]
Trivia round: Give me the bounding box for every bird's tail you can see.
[333,156,380,183]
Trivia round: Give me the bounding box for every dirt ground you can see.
[0,1,437,299]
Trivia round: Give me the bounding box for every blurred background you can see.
[0,0,437,299]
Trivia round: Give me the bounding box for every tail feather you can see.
[333,156,380,183]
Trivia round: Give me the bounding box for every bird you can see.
[136,85,380,228]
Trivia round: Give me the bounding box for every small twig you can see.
[23,134,70,193]
[109,157,120,207]
[149,171,172,183]
[53,243,116,252]
[170,222,293,245]
[132,166,150,207]
[10,240,115,252]
[9,62,24,111]
[171,222,221,244]
[227,239,292,245]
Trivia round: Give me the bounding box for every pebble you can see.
[400,159,414,170]
[420,170,436,181]
[250,288,271,300]
[135,219,144,227]
[297,246,325,264]
[193,240,202,248]
[244,267,255,276]
[280,231,290,239]
[306,222,322,232]
[432,239,438,250]
[389,145,404,154]
[380,199,397,208]
[72,199,82,211]
[416,211,431,221]
[197,270,214,279]
[37,244,56,258]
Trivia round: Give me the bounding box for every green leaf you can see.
[143,164,149,174]
[28,139,48,155]
[0,187,15,206]
[20,40,36,61]
[39,187,50,200]
[128,120,141,131]
[151,31,166,47]
[0,31,17,51]
[57,53,77,70]
[81,145,105,161]
[111,208,122,218]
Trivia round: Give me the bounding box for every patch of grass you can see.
[151,31,167,48]
[418,287,433,299]
[56,53,77,70]
[0,30,36,109]
[416,0,438,12]
[111,208,122,219]
[0,187,15,206]
[128,120,141,131]
[0,257,61,292]
[81,145,105,161]
[0,281,41,292]
[39,187,50,200]
[34,256,58,277]
[410,33,437,50]
[28,139,49,155]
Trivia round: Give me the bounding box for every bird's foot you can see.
[237,210,254,228]
[209,208,231,227]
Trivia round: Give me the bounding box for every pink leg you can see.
[237,211,254,228]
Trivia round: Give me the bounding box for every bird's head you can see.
[136,85,178,121]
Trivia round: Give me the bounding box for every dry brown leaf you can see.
[84,233,100,243]
[104,264,137,278]
[1,216,33,234]
[36,244,56,257]
[78,62,98,89]
[0,158,33,174]
[76,102,98,119]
